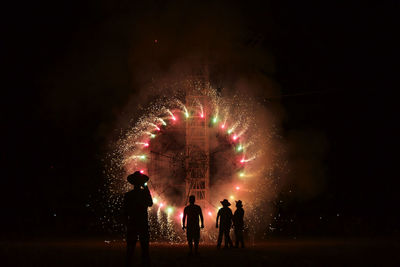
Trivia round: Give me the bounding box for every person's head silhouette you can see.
[236,200,243,208]
[127,171,149,189]
[189,195,195,204]
[220,199,231,207]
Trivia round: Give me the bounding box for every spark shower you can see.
[102,77,285,242]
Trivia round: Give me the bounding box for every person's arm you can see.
[199,207,204,228]
[216,210,220,228]
[144,185,153,207]
[182,208,187,230]
[123,193,128,223]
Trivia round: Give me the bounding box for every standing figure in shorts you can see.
[182,195,204,255]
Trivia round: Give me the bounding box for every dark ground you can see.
[1,238,399,267]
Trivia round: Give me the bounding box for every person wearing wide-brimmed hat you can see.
[216,199,234,249]
[124,171,153,266]
[233,200,245,248]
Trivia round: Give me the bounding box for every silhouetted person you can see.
[216,199,233,249]
[233,200,245,248]
[182,195,204,255]
[124,171,153,266]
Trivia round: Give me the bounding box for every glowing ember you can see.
[167,207,173,214]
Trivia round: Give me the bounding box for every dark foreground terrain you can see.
[1,238,399,266]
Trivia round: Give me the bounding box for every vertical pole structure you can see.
[185,74,210,211]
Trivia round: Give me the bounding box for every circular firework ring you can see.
[103,82,281,242]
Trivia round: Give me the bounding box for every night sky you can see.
[2,1,398,239]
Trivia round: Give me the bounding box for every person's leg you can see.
[126,226,137,267]
[234,229,239,248]
[194,228,200,254]
[139,230,150,265]
[194,238,199,254]
[126,239,137,267]
[227,228,233,248]
[239,230,244,248]
[188,238,193,254]
[223,228,229,248]
[217,228,223,249]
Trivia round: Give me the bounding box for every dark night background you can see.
[2,0,398,242]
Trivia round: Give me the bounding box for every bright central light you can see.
[153,197,158,203]
[208,211,212,216]
[236,186,240,190]
[167,207,173,214]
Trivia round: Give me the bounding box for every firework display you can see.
[103,79,283,242]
